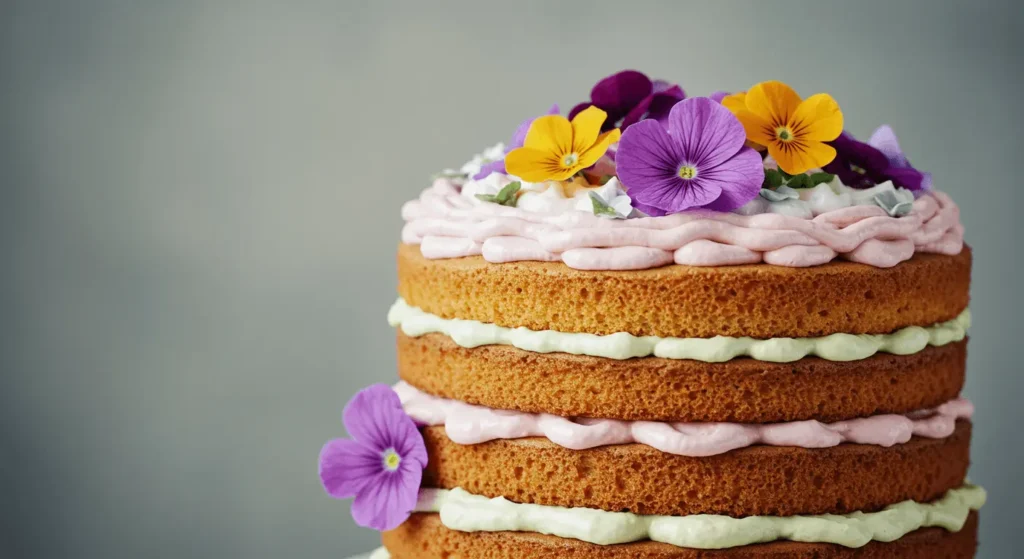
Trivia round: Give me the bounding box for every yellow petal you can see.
[577,128,621,169]
[570,106,610,155]
[790,93,843,141]
[769,141,837,175]
[745,81,802,127]
[733,110,775,147]
[721,92,747,114]
[505,146,569,182]
[524,115,573,158]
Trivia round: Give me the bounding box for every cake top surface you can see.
[401,70,963,270]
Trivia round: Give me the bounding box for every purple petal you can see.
[868,125,908,167]
[697,146,765,212]
[349,466,423,532]
[620,96,655,130]
[634,175,723,213]
[342,384,408,451]
[319,438,382,499]
[709,91,730,103]
[645,85,686,123]
[473,159,506,180]
[616,119,685,188]
[884,166,929,192]
[631,198,668,217]
[590,70,653,115]
[666,97,747,170]
[825,132,892,189]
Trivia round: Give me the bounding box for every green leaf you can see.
[778,170,794,180]
[786,173,811,189]
[588,192,623,218]
[809,172,835,186]
[762,168,785,189]
[476,181,521,207]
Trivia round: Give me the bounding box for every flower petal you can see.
[791,93,843,142]
[666,97,748,170]
[616,119,685,191]
[589,70,653,117]
[868,124,909,167]
[733,110,775,147]
[505,147,566,182]
[745,81,802,127]
[698,146,765,212]
[509,104,561,149]
[578,128,621,169]
[343,384,407,450]
[523,114,573,156]
[884,166,929,191]
[571,106,610,156]
[472,159,506,180]
[770,140,837,175]
[720,92,747,113]
[709,91,731,104]
[634,175,723,214]
[349,467,423,532]
[319,438,381,499]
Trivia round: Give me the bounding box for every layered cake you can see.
[319,71,984,558]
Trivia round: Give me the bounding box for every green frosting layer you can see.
[388,298,970,363]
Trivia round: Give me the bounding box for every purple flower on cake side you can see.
[473,104,560,180]
[824,125,931,191]
[616,97,764,215]
[318,384,427,532]
[568,70,686,132]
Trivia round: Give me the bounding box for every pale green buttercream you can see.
[412,485,985,549]
[388,298,970,363]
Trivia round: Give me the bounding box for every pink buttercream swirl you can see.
[395,382,973,457]
[401,179,964,270]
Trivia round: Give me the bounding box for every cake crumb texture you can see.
[383,511,979,558]
[398,333,967,423]
[420,422,970,517]
[397,243,971,338]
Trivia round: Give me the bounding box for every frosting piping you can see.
[396,382,974,457]
[413,485,986,549]
[388,299,971,363]
[401,179,964,270]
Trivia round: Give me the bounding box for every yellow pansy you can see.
[725,81,843,175]
[505,106,621,182]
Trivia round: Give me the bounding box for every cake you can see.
[318,71,984,558]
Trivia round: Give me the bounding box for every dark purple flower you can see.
[616,97,764,215]
[568,70,685,132]
[823,126,931,191]
[473,104,560,180]
[319,384,427,531]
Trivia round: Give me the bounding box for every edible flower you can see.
[724,81,843,175]
[505,106,621,182]
[569,70,685,132]
[824,125,931,191]
[616,96,764,215]
[473,104,560,180]
[319,384,427,531]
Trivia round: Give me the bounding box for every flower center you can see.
[677,165,698,180]
[775,127,794,142]
[562,153,580,167]
[382,448,401,472]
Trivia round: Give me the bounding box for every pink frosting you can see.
[395,382,974,457]
[401,179,964,270]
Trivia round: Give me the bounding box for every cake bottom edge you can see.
[380,511,979,559]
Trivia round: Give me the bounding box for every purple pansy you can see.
[823,125,931,191]
[319,384,427,532]
[473,104,560,180]
[568,70,685,132]
[616,97,764,215]
[709,91,731,103]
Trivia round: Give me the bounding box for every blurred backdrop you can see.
[2,0,1022,557]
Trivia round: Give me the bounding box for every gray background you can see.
[2,0,1021,557]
